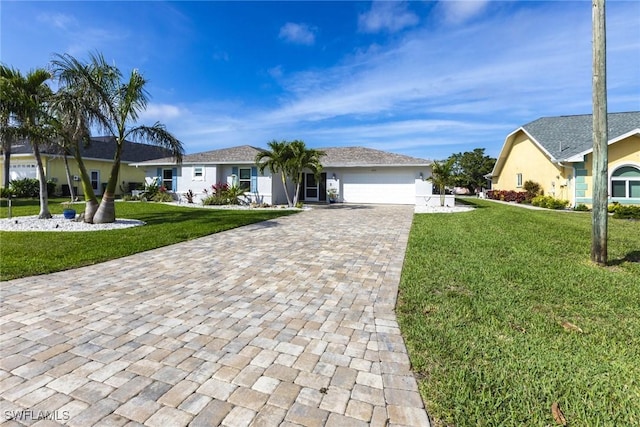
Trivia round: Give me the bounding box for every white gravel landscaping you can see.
[0,215,145,232]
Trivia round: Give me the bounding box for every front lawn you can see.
[0,199,297,280]
[399,199,639,426]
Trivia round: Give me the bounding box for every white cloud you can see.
[37,12,77,30]
[436,0,490,25]
[358,1,419,33]
[278,22,316,45]
[139,103,183,123]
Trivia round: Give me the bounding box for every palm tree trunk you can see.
[73,144,98,223]
[280,172,293,207]
[2,144,11,190]
[32,143,52,219]
[439,185,445,207]
[293,172,303,206]
[62,153,76,202]
[93,149,122,224]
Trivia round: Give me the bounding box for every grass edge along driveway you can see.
[0,201,298,281]
[398,199,639,426]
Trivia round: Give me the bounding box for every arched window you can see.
[611,166,640,199]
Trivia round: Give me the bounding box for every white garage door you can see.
[342,169,415,204]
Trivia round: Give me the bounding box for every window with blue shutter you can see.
[251,167,258,193]
[172,167,177,191]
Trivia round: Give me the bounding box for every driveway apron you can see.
[0,205,430,426]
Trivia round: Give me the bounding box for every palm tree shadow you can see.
[608,251,640,266]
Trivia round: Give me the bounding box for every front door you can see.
[301,173,327,202]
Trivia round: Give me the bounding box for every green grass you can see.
[398,199,640,427]
[0,198,297,280]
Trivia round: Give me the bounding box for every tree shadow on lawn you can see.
[137,209,291,228]
[608,250,640,266]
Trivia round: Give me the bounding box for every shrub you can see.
[486,190,528,203]
[202,182,246,205]
[0,187,13,198]
[184,189,195,204]
[611,205,640,220]
[9,178,40,198]
[608,202,620,213]
[531,195,569,210]
[523,180,542,201]
[574,204,590,212]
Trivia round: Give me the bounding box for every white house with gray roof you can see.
[133,145,435,205]
[491,112,640,206]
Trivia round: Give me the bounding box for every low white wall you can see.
[415,194,456,207]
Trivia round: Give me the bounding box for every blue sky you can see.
[1,1,639,160]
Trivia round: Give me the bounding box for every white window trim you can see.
[516,173,523,188]
[610,164,640,199]
[192,165,205,181]
[239,167,251,191]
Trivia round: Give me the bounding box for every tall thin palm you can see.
[48,90,99,213]
[52,53,184,223]
[287,140,325,206]
[2,67,53,218]
[0,65,22,190]
[255,140,294,207]
[51,54,112,221]
[429,158,455,206]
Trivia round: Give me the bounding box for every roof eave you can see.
[564,128,640,162]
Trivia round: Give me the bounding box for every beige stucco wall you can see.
[492,131,573,201]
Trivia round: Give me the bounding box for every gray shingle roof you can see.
[7,136,173,163]
[142,145,264,165]
[136,145,431,167]
[320,147,430,167]
[522,111,640,161]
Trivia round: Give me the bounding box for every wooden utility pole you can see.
[591,0,608,265]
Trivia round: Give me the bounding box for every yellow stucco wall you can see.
[1,155,147,197]
[576,134,640,205]
[492,131,572,201]
[493,132,639,206]
[608,134,640,170]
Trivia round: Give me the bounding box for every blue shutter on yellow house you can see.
[251,167,257,192]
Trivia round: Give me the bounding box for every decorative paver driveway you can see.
[0,205,430,426]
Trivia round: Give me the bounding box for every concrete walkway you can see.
[0,205,430,426]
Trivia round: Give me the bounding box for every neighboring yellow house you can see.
[1,137,171,197]
[491,112,640,206]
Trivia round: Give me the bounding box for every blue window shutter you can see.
[156,168,162,184]
[251,167,258,192]
[232,166,238,176]
[172,167,177,190]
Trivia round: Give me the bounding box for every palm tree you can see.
[1,66,54,218]
[429,158,456,207]
[255,140,295,207]
[287,140,325,206]
[0,65,21,191]
[52,53,184,223]
[50,54,111,221]
[48,90,99,213]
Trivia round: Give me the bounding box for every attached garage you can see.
[321,147,433,205]
[340,168,417,205]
